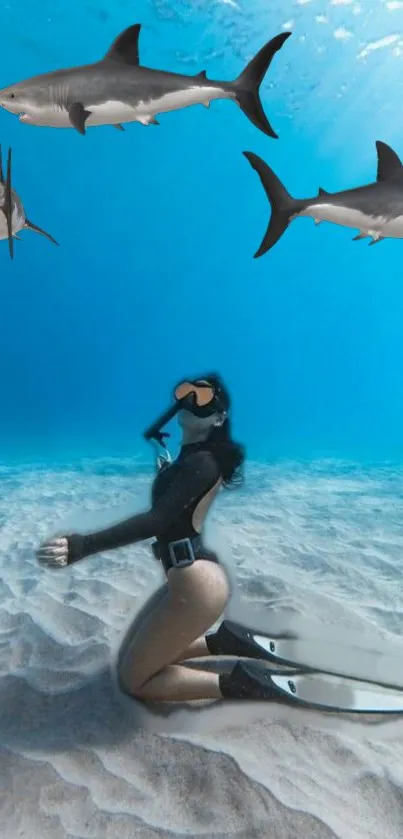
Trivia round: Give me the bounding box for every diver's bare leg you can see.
[174,636,211,661]
[116,583,169,671]
[117,561,230,702]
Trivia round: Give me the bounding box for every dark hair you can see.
[207,417,245,489]
[195,372,245,489]
[182,371,245,488]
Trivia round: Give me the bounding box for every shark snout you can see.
[0,88,26,115]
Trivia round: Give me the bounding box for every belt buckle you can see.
[168,538,195,568]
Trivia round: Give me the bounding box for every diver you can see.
[36,374,277,703]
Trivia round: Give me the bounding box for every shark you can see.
[0,24,291,137]
[0,146,58,259]
[243,140,403,257]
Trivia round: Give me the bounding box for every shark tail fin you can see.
[243,151,297,257]
[232,32,291,138]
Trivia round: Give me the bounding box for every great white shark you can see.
[0,146,58,259]
[243,140,403,257]
[0,24,291,137]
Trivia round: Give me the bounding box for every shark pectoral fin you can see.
[104,23,141,65]
[375,140,403,182]
[137,115,159,126]
[113,123,125,131]
[314,219,321,226]
[68,103,92,135]
[24,218,59,246]
[4,147,13,260]
[352,232,368,241]
[369,235,385,246]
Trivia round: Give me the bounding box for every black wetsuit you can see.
[66,444,221,572]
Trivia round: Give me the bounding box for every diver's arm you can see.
[64,450,220,564]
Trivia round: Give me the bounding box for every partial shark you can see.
[0,24,291,137]
[0,146,58,259]
[243,140,403,257]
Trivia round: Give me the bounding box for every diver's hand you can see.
[36,536,69,568]
[36,533,86,567]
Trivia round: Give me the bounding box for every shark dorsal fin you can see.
[103,24,141,65]
[318,187,328,195]
[376,140,403,181]
[0,145,3,184]
[195,70,208,80]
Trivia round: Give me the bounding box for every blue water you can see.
[2,0,403,465]
[4,7,403,837]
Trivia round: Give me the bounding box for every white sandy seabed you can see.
[2,457,403,839]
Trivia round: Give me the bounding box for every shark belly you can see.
[20,107,74,128]
[87,85,228,124]
[0,214,24,239]
[20,85,229,128]
[381,214,403,237]
[0,193,23,239]
[301,203,403,239]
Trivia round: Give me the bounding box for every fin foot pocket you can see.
[206,619,273,660]
[219,661,285,701]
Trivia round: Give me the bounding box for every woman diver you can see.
[36,374,272,703]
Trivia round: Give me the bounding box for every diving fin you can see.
[218,661,403,714]
[207,618,403,692]
[206,619,295,661]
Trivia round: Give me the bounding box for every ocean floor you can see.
[2,457,403,838]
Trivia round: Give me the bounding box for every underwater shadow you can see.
[0,664,162,753]
[1,653,402,755]
[0,657,235,754]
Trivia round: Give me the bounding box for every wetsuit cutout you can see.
[66,444,221,566]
